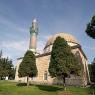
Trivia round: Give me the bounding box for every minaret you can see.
[29,19,38,53]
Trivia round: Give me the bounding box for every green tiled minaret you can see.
[29,19,38,53]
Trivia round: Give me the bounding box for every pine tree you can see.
[0,50,2,58]
[0,57,14,80]
[85,15,95,39]
[89,58,95,83]
[48,37,81,89]
[18,50,37,86]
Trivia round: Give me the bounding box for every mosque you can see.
[15,19,90,86]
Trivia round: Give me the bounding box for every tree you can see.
[18,50,37,86]
[0,57,15,80]
[85,15,95,39]
[6,59,15,79]
[88,58,95,83]
[48,37,81,89]
[0,50,2,58]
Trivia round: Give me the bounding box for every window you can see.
[31,77,33,80]
[75,51,82,65]
[44,71,48,80]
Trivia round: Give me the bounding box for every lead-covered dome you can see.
[44,33,79,53]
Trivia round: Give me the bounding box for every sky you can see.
[0,0,95,66]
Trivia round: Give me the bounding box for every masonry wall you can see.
[15,49,89,86]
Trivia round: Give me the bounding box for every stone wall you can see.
[15,48,90,86]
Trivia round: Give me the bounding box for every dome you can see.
[44,33,79,53]
[45,33,79,48]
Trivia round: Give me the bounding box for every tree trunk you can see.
[62,76,66,90]
[27,76,29,86]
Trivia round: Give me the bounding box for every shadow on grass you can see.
[16,83,64,92]
[36,85,63,92]
[16,83,27,86]
[16,83,35,87]
[90,84,95,89]
[90,84,95,94]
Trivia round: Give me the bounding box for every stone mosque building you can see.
[15,19,90,86]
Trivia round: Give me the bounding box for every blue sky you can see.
[0,0,95,66]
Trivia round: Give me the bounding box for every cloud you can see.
[0,15,28,33]
[83,45,95,50]
[0,40,28,65]
[37,33,51,53]
[2,52,11,59]
[37,40,45,53]
[0,2,28,33]
[1,40,28,51]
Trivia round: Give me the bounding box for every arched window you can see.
[75,51,82,65]
[44,71,48,80]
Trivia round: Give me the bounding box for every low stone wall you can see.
[15,76,87,86]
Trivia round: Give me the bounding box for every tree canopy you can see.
[0,51,15,80]
[48,37,81,87]
[85,15,95,39]
[88,58,95,83]
[18,50,37,85]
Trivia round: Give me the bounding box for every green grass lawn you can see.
[0,81,94,95]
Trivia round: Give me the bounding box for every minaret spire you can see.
[29,19,38,53]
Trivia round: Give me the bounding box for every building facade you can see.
[15,20,90,86]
